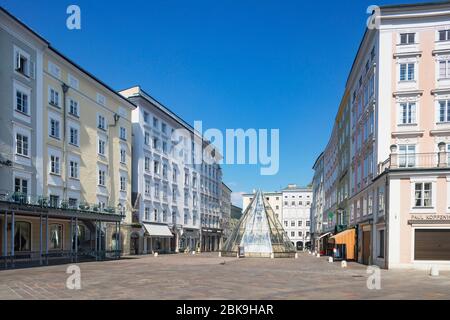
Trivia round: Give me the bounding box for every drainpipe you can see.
[108,113,120,209]
[384,173,389,269]
[61,83,69,201]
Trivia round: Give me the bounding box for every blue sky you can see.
[0,0,429,206]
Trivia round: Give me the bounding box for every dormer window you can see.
[400,33,415,45]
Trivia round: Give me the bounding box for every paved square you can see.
[0,252,449,299]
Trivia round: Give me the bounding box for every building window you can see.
[291,231,295,237]
[15,49,31,77]
[162,141,168,153]
[120,148,126,164]
[69,127,79,146]
[162,164,168,178]
[96,93,106,106]
[49,88,60,107]
[68,198,78,209]
[120,176,126,192]
[172,188,177,201]
[399,102,416,124]
[400,33,415,44]
[144,131,150,146]
[15,89,29,114]
[97,115,106,130]
[398,144,416,168]
[378,230,385,258]
[152,137,158,149]
[69,99,79,117]
[400,63,415,81]
[284,221,288,227]
[16,133,29,157]
[145,179,151,195]
[306,220,310,227]
[144,207,150,220]
[439,60,450,79]
[119,127,126,140]
[153,117,158,128]
[439,30,450,41]
[291,221,295,227]
[298,220,302,227]
[173,168,177,182]
[144,156,150,171]
[98,170,106,186]
[154,160,160,175]
[154,208,158,221]
[161,123,167,134]
[50,155,60,175]
[49,224,63,250]
[98,139,106,155]
[438,100,450,123]
[143,111,149,123]
[154,183,160,198]
[14,178,28,195]
[14,221,31,252]
[69,160,79,179]
[414,182,432,208]
[378,187,385,214]
[49,118,60,139]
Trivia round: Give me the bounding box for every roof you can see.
[0,6,136,110]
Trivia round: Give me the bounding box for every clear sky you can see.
[0,0,430,206]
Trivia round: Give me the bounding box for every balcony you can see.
[378,143,450,174]
[0,190,123,218]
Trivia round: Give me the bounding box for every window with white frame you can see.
[97,115,106,130]
[144,207,150,220]
[48,61,61,78]
[14,48,31,77]
[15,89,29,114]
[400,33,415,45]
[378,186,385,214]
[163,184,168,200]
[153,117,158,128]
[98,169,106,186]
[154,183,159,198]
[49,118,60,139]
[173,168,177,182]
[438,100,450,123]
[400,63,415,81]
[152,137,158,149]
[16,133,29,157]
[161,123,167,134]
[96,93,106,106]
[14,177,28,194]
[398,144,416,168]
[120,148,126,164]
[49,88,60,107]
[143,111,149,123]
[439,59,450,79]
[162,163,168,178]
[144,131,150,146]
[69,99,79,117]
[414,182,432,207]
[154,160,160,175]
[69,160,79,179]
[145,179,151,195]
[172,188,177,201]
[69,127,79,146]
[68,74,79,89]
[119,127,126,140]
[50,155,60,175]
[144,156,150,171]
[120,176,126,192]
[98,138,106,155]
[439,30,450,42]
[399,102,416,124]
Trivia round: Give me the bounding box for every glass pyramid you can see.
[222,190,296,258]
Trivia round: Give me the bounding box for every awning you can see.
[330,228,356,260]
[143,223,173,237]
[317,232,332,240]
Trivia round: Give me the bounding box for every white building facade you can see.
[242,184,312,250]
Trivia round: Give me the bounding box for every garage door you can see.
[415,229,450,261]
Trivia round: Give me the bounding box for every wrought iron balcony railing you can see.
[0,190,122,216]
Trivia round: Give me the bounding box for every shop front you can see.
[142,223,173,254]
[329,228,356,260]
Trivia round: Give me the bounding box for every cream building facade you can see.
[0,7,134,268]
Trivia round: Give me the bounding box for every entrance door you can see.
[415,229,450,260]
[362,231,371,265]
[130,233,139,255]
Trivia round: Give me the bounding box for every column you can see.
[45,215,49,265]
[175,232,179,253]
[3,212,7,259]
[39,215,43,265]
[118,221,121,256]
[75,217,78,262]
[11,212,14,267]
[95,220,98,261]
[69,217,73,262]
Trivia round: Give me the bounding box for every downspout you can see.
[61,83,69,201]
[108,113,120,208]
[384,173,389,269]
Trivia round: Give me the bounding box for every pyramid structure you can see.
[222,190,296,258]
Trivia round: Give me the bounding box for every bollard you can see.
[270,253,274,259]
[218,252,222,257]
[192,251,196,255]
[341,260,347,268]
[236,253,239,259]
[295,253,298,259]
[328,257,333,263]
[154,252,158,257]
[316,253,320,258]
[430,266,439,277]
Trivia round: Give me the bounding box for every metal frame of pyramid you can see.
[221,190,296,258]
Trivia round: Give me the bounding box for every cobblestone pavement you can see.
[0,252,449,299]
